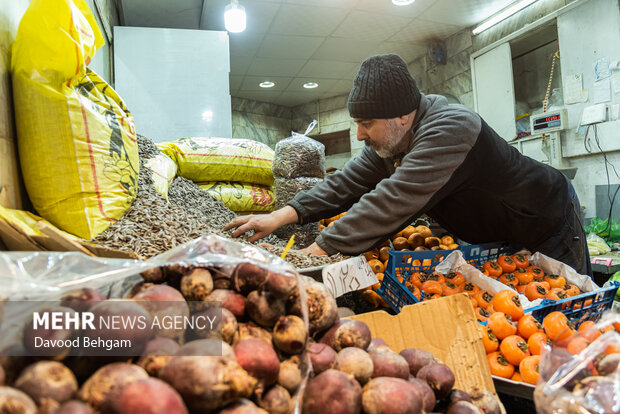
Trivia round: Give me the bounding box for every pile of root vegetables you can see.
[0,257,503,414]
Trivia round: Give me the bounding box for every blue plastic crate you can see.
[525,281,619,328]
[378,242,517,313]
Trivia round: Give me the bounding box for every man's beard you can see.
[366,118,408,158]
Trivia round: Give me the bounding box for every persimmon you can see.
[528,332,550,355]
[527,265,545,281]
[540,281,551,291]
[480,267,490,277]
[517,314,543,339]
[516,284,527,294]
[524,282,548,301]
[546,288,569,301]
[378,246,391,262]
[407,273,423,289]
[401,225,417,239]
[475,307,491,322]
[488,312,518,340]
[474,290,494,309]
[461,282,480,297]
[511,372,522,382]
[441,235,455,245]
[562,284,580,297]
[425,272,445,284]
[442,281,461,296]
[422,292,442,301]
[406,284,421,301]
[480,326,499,353]
[605,343,620,355]
[487,352,514,378]
[566,336,590,355]
[500,335,530,365]
[514,268,534,284]
[511,254,530,269]
[444,272,465,286]
[492,290,524,321]
[421,280,443,295]
[519,355,541,385]
[544,274,567,289]
[497,255,517,273]
[543,312,575,343]
[367,259,385,274]
[483,261,503,278]
[371,273,384,291]
[498,273,519,290]
[469,295,478,309]
[364,249,380,261]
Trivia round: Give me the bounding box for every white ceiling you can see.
[117,0,516,107]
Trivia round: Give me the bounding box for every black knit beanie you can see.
[347,54,421,119]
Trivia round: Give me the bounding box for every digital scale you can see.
[530,108,568,134]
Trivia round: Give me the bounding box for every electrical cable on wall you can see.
[541,50,560,145]
[591,124,620,237]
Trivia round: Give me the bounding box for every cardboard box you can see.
[349,293,495,394]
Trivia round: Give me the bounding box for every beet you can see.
[140,267,166,283]
[55,400,95,414]
[302,370,362,414]
[368,338,388,351]
[256,385,291,414]
[447,401,482,414]
[176,338,235,359]
[362,377,424,414]
[132,285,189,343]
[408,377,436,412]
[0,386,36,413]
[37,398,60,414]
[14,361,77,405]
[78,362,148,414]
[449,389,473,406]
[289,279,338,336]
[246,291,286,328]
[265,271,298,299]
[319,320,371,351]
[220,399,268,414]
[307,342,337,375]
[273,315,307,354]
[335,347,374,385]
[137,337,180,377]
[399,348,437,376]
[277,357,302,394]
[368,347,409,379]
[467,388,503,414]
[22,306,76,358]
[60,288,105,312]
[416,363,455,400]
[596,353,620,376]
[232,263,297,300]
[116,378,188,414]
[236,323,273,345]
[84,300,153,356]
[207,289,246,319]
[193,307,238,344]
[234,338,280,388]
[180,267,213,301]
[159,356,256,412]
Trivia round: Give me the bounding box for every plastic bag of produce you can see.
[0,236,325,413]
[272,120,326,179]
[198,181,275,213]
[534,312,620,414]
[11,0,139,240]
[144,153,177,201]
[274,177,323,210]
[158,137,275,186]
[587,232,611,256]
[585,216,620,242]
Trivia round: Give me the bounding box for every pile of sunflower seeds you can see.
[271,135,326,179]
[263,246,348,269]
[92,135,342,269]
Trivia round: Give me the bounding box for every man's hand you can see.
[296,242,327,256]
[223,206,299,242]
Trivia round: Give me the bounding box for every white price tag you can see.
[321,256,378,298]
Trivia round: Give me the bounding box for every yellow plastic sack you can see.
[145,153,177,200]
[0,205,79,240]
[11,0,139,240]
[198,181,275,214]
[159,138,274,186]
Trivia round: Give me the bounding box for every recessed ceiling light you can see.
[303,82,319,89]
[259,81,275,88]
[392,0,415,6]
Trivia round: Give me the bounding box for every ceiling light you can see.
[259,81,275,88]
[303,82,318,89]
[472,0,537,35]
[224,0,246,33]
[392,0,415,5]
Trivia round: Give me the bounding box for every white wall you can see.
[557,0,620,217]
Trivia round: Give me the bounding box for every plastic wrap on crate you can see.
[534,312,620,414]
[528,252,599,292]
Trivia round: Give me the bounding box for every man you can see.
[224,54,591,276]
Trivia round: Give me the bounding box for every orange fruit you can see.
[524,282,548,301]
[519,355,541,385]
[487,352,515,378]
[488,312,518,340]
[500,335,530,366]
[543,312,575,343]
[480,325,499,353]
[497,255,517,273]
[528,332,550,356]
[518,314,543,339]
[491,290,524,321]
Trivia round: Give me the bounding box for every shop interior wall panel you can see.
[114,26,232,142]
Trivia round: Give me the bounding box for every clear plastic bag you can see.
[587,232,611,256]
[272,120,326,179]
[274,176,324,210]
[534,312,620,414]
